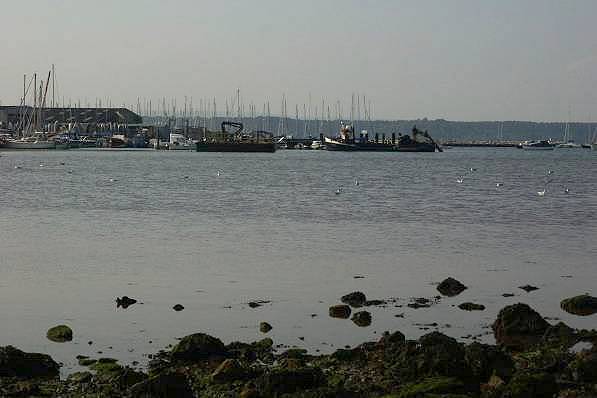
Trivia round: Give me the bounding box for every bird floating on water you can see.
[496,183,503,187]
[14,165,21,169]
[470,168,477,172]
[564,187,569,194]
[39,164,44,167]
[547,170,554,175]
[354,179,359,186]
[109,178,116,182]
[456,177,464,184]
[537,190,546,196]
[335,187,343,195]
[216,170,221,177]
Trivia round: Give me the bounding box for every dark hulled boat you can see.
[196,122,276,153]
[324,123,395,151]
[324,123,441,152]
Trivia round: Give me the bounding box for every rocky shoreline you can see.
[1,300,596,397]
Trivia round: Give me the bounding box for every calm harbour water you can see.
[1,147,596,374]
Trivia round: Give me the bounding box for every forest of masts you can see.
[44,87,377,138]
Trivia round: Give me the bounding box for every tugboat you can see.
[395,126,442,152]
[196,122,276,152]
[324,123,395,151]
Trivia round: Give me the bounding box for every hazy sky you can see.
[1,0,596,121]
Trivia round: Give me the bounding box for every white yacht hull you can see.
[0,141,56,149]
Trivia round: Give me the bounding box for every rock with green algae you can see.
[385,332,470,384]
[437,277,467,297]
[561,294,597,316]
[259,322,273,333]
[210,358,248,383]
[391,376,467,398]
[341,291,367,308]
[170,332,227,361]
[464,342,514,382]
[0,345,59,378]
[501,372,557,398]
[78,357,97,366]
[46,325,73,342]
[492,303,550,350]
[67,371,92,384]
[568,348,597,382]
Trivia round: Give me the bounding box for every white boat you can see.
[310,140,323,149]
[556,141,582,149]
[0,133,55,150]
[521,140,555,150]
[167,133,194,150]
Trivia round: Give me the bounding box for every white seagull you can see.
[564,187,569,194]
[456,177,464,184]
[354,179,359,186]
[216,170,221,177]
[335,187,343,195]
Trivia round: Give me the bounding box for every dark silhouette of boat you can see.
[196,122,276,152]
[324,123,441,152]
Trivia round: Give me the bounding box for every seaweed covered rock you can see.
[542,321,577,346]
[129,372,194,398]
[329,304,351,319]
[379,330,406,346]
[171,333,227,361]
[561,294,597,316]
[351,310,372,327]
[395,376,466,398]
[46,325,73,342]
[492,303,550,350]
[502,372,557,398]
[437,277,467,297]
[0,346,59,379]
[341,291,367,308]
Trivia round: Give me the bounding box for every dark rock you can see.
[46,325,73,342]
[519,284,539,293]
[502,372,557,398]
[172,304,184,311]
[351,311,372,327]
[492,303,550,350]
[128,372,194,398]
[542,321,577,345]
[329,304,351,319]
[502,293,515,297]
[561,294,597,316]
[464,342,514,382]
[379,330,406,346]
[116,296,137,309]
[248,301,261,308]
[437,277,467,297]
[211,358,247,383]
[0,346,59,378]
[365,299,386,306]
[341,291,367,307]
[171,333,227,361]
[385,332,469,383]
[259,367,323,395]
[259,322,272,333]
[408,298,432,309]
[458,302,486,311]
